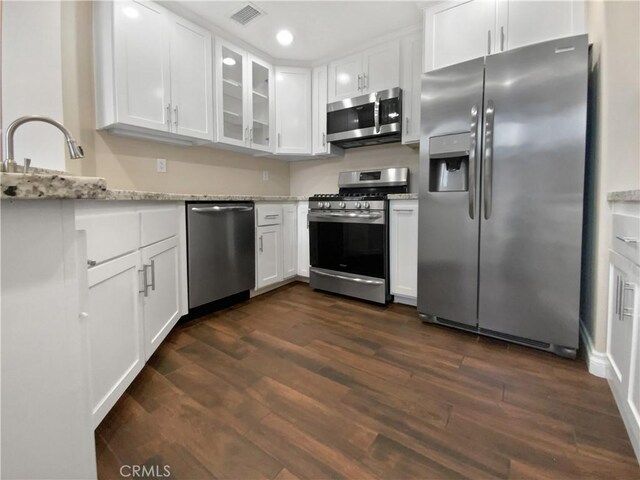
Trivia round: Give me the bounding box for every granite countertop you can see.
[0,172,307,202]
[608,190,640,202]
[387,193,418,200]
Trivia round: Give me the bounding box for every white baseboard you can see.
[580,320,609,378]
[393,294,417,306]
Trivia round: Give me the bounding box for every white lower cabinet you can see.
[141,236,181,360]
[390,200,418,303]
[87,251,145,427]
[607,205,640,462]
[256,224,282,289]
[283,204,298,279]
[297,202,310,277]
[77,202,187,427]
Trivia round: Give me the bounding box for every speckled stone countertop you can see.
[608,190,640,202]
[0,173,307,201]
[387,193,418,200]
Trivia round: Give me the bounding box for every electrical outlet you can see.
[156,158,167,173]
[262,170,269,181]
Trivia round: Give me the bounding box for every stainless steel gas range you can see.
[308,167,409,304]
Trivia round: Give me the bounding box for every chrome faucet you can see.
[2,115,84,173]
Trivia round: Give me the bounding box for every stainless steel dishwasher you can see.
[186,202,255,309]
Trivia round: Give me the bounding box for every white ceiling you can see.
[177,1,424,62]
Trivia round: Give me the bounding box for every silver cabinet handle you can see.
[166,104,171,130]
[469,104,478,220]
[363,73,368,90]
[487,30,492,55]
[173,105,178,127]
[259,234,263,252]
[392,209,414,213]
[357,74,362,91]
[264,214,279,218]
[500,26,505,51]
[150,259,156,292]
[312,269,384,286]
[483,100,495,220]
[192,205,254,213]
[322,132,326,146]
[616,236,639,244]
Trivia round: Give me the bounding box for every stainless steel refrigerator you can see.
[418,35,588,358]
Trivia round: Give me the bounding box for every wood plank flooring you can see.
[96,282,640,479]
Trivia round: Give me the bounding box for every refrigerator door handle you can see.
[468,104,479,219]
[483,100,495,220]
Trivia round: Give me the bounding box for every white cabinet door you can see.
[256,225,282,289]
[297,202,310,277]
[390,201,419,300]
[312,65,329,155]
[248,55,275,152]
[607,252,638,402]
[275,67,312,154]
[113,0,171,131]
[141,236,181,360]
[401,33,423,144]
[87,251,144,427]
[169,14,213,141]
[282,204,298,279]
[328,52,362,102]
[496,0,585,53]
[362,40,400,94]
[215,38,248,147]
[424,0,496,72]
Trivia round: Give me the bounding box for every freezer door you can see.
[478,35,588,349]
[418,57,484,326]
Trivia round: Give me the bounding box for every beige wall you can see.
[584,0,640,352]
[60,1,290,195]
[290,143,419,196]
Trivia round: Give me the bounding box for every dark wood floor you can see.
[96,282,639,479]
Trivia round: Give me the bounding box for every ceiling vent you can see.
[229,3,265,27]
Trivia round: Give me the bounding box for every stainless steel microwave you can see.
[326,87,402,149]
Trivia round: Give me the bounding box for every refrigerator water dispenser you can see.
[429,133,470,192]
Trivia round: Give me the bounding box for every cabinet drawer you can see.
[140,206,179,247]
[76,206,140,264]
[256,205,282,226]
[612,214,640,265]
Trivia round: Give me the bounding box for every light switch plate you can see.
[156,158,167,173]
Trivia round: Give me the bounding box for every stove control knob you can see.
[324,202,331,209]
[355,202,361,209]
[339,202,346,209]
[363,202,370,209]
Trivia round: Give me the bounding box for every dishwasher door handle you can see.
[191,205,254,213]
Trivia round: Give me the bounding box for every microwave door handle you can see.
[374,92,380,134]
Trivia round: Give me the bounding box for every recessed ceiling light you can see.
[122,6,139,19]
[276,30,294,46]
[222,57,237,66]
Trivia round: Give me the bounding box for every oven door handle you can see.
[310,211,383,220]
[312,269,384,286]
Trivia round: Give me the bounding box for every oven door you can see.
[308,210,387,279]
[326,88,402,144]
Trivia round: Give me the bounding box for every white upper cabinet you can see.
[424,0,586,72]
[328,40,400,103]
[169,16,213,140]
[275,67,312,155]
[312,65,329,155]
[215,38,275,152]
[424,0,495,72]
[401,33,423,144]
[94,0,213,142]
[495,0,585,52]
